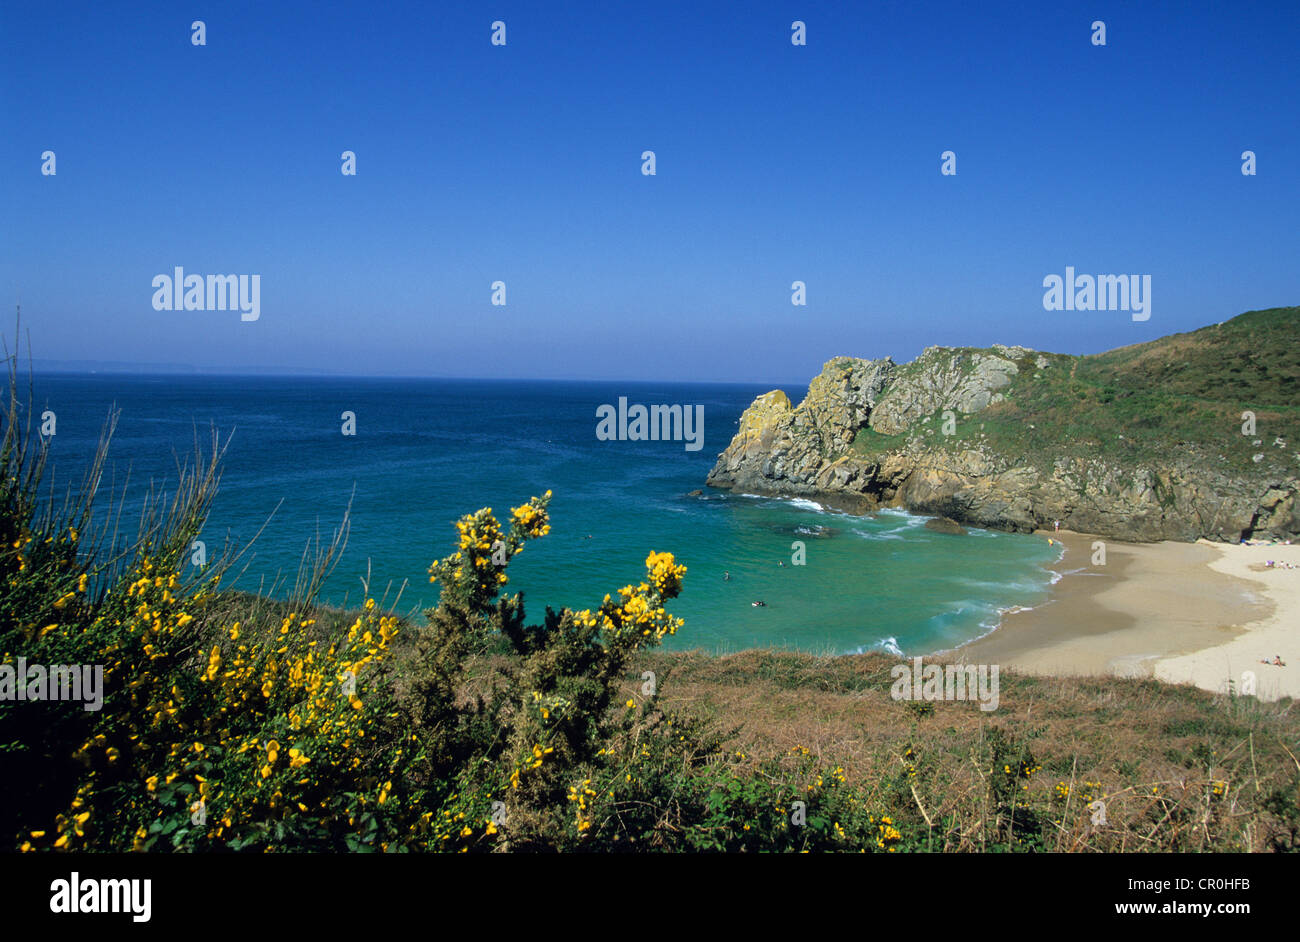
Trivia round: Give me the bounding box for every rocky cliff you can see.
[707,307,1300,542]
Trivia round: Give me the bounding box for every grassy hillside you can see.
[852,306,1300,478]
[633,647,1300,852]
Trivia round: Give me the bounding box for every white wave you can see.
[788,498,826,512]
[845,636,904,657]
[934,600,985,619]
[956,577,1046,593]
[955,620,1005,648]
[875,508,927,527]
[940,600,1055,653]
[1051,566,1105,584]
[999,598,1056,619]
[734,492,861,519]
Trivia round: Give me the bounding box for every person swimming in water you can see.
[751,600,766,607]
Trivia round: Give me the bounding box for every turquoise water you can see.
[28,374,1060,656]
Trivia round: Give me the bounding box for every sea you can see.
[26,374,1062,656]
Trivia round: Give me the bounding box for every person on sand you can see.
[1053,520,1060,534]
[1275,656,1287,667]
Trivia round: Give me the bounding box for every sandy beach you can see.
[950,529,1298,701]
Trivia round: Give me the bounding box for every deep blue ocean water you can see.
[26,374,1059,656]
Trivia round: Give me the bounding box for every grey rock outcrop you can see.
[707,342,1300,543]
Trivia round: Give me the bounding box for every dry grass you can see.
[631,649,1300,851]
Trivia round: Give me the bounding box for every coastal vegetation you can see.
[3,342,1298,853]
[851,307,1300,475]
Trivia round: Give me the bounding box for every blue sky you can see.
[3,0,1298,383]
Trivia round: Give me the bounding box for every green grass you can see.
[850,306,1300,479]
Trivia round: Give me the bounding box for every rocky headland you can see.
[707,307,1300,542]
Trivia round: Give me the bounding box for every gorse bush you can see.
[2,352,912,853]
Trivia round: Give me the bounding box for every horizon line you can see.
[26,363,810,388]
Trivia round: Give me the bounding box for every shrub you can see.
[3,353,887,852]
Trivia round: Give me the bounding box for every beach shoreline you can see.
[942,528,1297,701]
